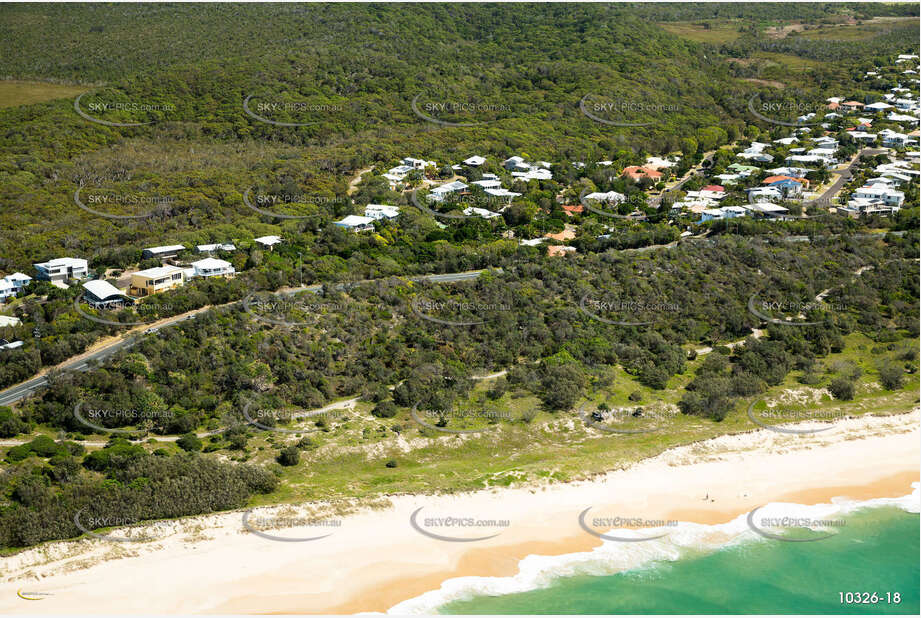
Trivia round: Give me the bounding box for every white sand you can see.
[1,411,917,615]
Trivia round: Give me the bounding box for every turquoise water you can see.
[440,507,919,614]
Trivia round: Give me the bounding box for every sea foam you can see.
[387,484,920,614]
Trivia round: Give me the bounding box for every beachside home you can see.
[33,257,88,282]
[196,243,236,253]
[0,273,32,301]
[129,266,185,297]
[853,185,905,207]
[142,244,185,260]
[428,180,468,202]
[189,258,235,278]
[334,215,375,232]
[364,204,400,220]
[463,155,486,167]
[254,235,283,249]
[82,280,133,309]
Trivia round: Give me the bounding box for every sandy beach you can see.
[1,411,918,615]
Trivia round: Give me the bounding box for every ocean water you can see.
[388,487,919,615]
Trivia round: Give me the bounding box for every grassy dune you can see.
[0,80,86,108]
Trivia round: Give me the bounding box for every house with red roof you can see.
[621,166,663,181]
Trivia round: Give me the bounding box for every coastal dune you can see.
[1,411,917,615]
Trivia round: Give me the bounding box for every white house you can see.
[502,156,530,171]
[254,235,283,249]
[865,102,893,112]
[82,279,133,308]
[33,257,88,282]
[401,157,436,170]
[428,180,468,202]
[854,184,905,207]
[196,243,236,253]
[462,207,501,219]
[511,167,552,181]
[747,202,789,219]
[583,191,626,204]
[334,215,375,232]
[189,258,235,278]
[880,130,910,147]
[484,188,521,203]
[0,272,31,300]
[471,178,502,189]
[463,155,486,166]
[142,244,185,259]
[0,315,21,327]
[364,204,400,220]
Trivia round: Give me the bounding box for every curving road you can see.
[0,269,492,407]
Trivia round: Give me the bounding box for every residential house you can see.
[129,266,185,297]
[0,273,31,301]
[428,180,468,202]
[364,204,400,220]
[401,157,435,170]
[334,215,375,232]
[82,280,133,309]
[769,178,803,198]
[747,202,790,219]
[621,166,663,181]
[0,315,21,327]
[142,244,185,260]
[841,101,864,113]
[502,156,530,172]
[254,235,283,249]
[880,129,910,147]
[0,339,24,351]
[583,191,626,204]
[196,243,236,253]
[547,245,576,257]
[189,258,235,278]
[865,102,893,113]
[463,155,486,166]
[462,207,501,219]
[854,184,905,207]
[484,188,521,204]
[33,257,88,282]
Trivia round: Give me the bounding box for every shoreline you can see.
[1,411,918,615]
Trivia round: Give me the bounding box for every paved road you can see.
[649,150,720,208]
[805,148,887,207]
[0,270,492,407]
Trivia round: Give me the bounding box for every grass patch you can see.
[0,80,87,108]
